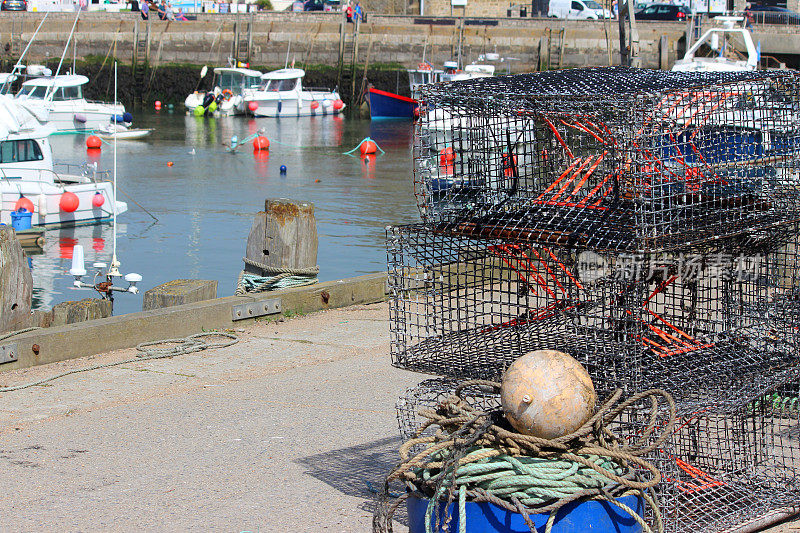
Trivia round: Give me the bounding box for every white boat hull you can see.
[245,92,344,118]
[0,179,127,227]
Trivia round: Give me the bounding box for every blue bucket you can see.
[407,494,644,533]
[10,209,32,231]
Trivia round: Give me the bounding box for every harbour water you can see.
[31,112,420,316]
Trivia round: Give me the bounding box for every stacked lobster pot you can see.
[387,67,800,532]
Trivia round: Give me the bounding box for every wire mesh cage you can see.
[396,378,800,533]
[388,223,800,407]
[414,67,800,253]
[649,380,800,533]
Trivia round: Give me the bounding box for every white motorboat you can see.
[440,61,496,83]
[242,68,345,118]
[672,17,758,72]
[14,75,128,132]
[185,66,262,116]
[407,62,443,99]
[0,95,127,228]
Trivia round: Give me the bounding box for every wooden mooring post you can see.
[0,226,32,333]
[244,199,318,277]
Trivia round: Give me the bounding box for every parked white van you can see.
[548,0,611,19]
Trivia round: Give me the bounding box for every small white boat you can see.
[407,62,443,99]
[440,61,496,83]
[96,124,152,140]
[0,95,127,228]
[672,17,758,72]
[14,75,127,132]
[242,68,344,118]
[185,67,262,116]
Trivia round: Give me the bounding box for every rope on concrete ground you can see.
[0,332,238,393]
[235,257,319,296]
[373,382,676,533]
[0,327,40,342]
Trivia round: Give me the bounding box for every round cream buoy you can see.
[500,350,596,439]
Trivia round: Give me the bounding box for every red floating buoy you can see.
[248,101,259,112]
[59,191,79,213]
[14,195,34,214]
[439,146,455,167]
[252,136,270,151]
[310,101,320,110]
[92,192,105,208]
[333,99,344,111]
[360,140,378,156]
[167,161,174,167]
[155,100,162,111]
[502,152,518,178]
[86,135,101,149]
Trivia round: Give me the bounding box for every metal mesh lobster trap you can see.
[415,67,800,253]
[388,223,800,408]
[395,378,800,533]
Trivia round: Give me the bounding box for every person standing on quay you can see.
[345,1,354,22]
[354,0,362,21]
[140,0,150,18]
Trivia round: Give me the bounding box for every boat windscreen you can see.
[263,78,298,92]
[17,85,49,99]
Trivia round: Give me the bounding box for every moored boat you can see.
[672,17,758,72]
[184,66,262,116]
[0,95,127,228]
[242,68,344,118]
[368,88,418,120]
[14,75,128,132]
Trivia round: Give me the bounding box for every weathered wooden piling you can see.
[143,279,218,311]
[0,226,32,333]
[50,298,113,327]
[244,199,318,276]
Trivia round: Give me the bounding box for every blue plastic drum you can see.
[10,209,32,231]
[407,494,644,533]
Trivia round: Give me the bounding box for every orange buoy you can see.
[253,136,270,151]
[360,140,378,156]
[167,161,174,167]
[333,99,344,111]
[86,135,102,149]
[310,101,320,110]
[14,195,34,213]
[59,191,80,213]
[248,101,259,112]
[439,146,456,167]
[92,192,105,208]
[502,152,518,178]
[155,100,162,111]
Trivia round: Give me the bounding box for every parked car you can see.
[548,0,610,19]
[323,0,340,10]
[303,0,324,10]
[635,3,689,20]
[748,4,800,24]
[0,0,26,10]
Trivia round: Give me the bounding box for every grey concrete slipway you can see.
[0,301,798,532]
[0,302,419,532]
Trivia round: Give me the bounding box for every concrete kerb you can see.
[0,271,389,373]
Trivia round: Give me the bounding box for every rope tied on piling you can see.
[373,381,676,533]
[235,257,319,296]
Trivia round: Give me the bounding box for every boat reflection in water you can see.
[30,222,123,311]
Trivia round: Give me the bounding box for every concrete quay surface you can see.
[0,301,419,532]
[1,300,798,532]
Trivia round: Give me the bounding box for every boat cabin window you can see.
[216,73,262,93]
[17,85,49,99]
[51,85,82,101]
[263,78,298,92]
[0,139,44,164]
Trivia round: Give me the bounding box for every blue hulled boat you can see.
[368,88,418,120]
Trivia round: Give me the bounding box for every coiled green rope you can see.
[374,382,676,533]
